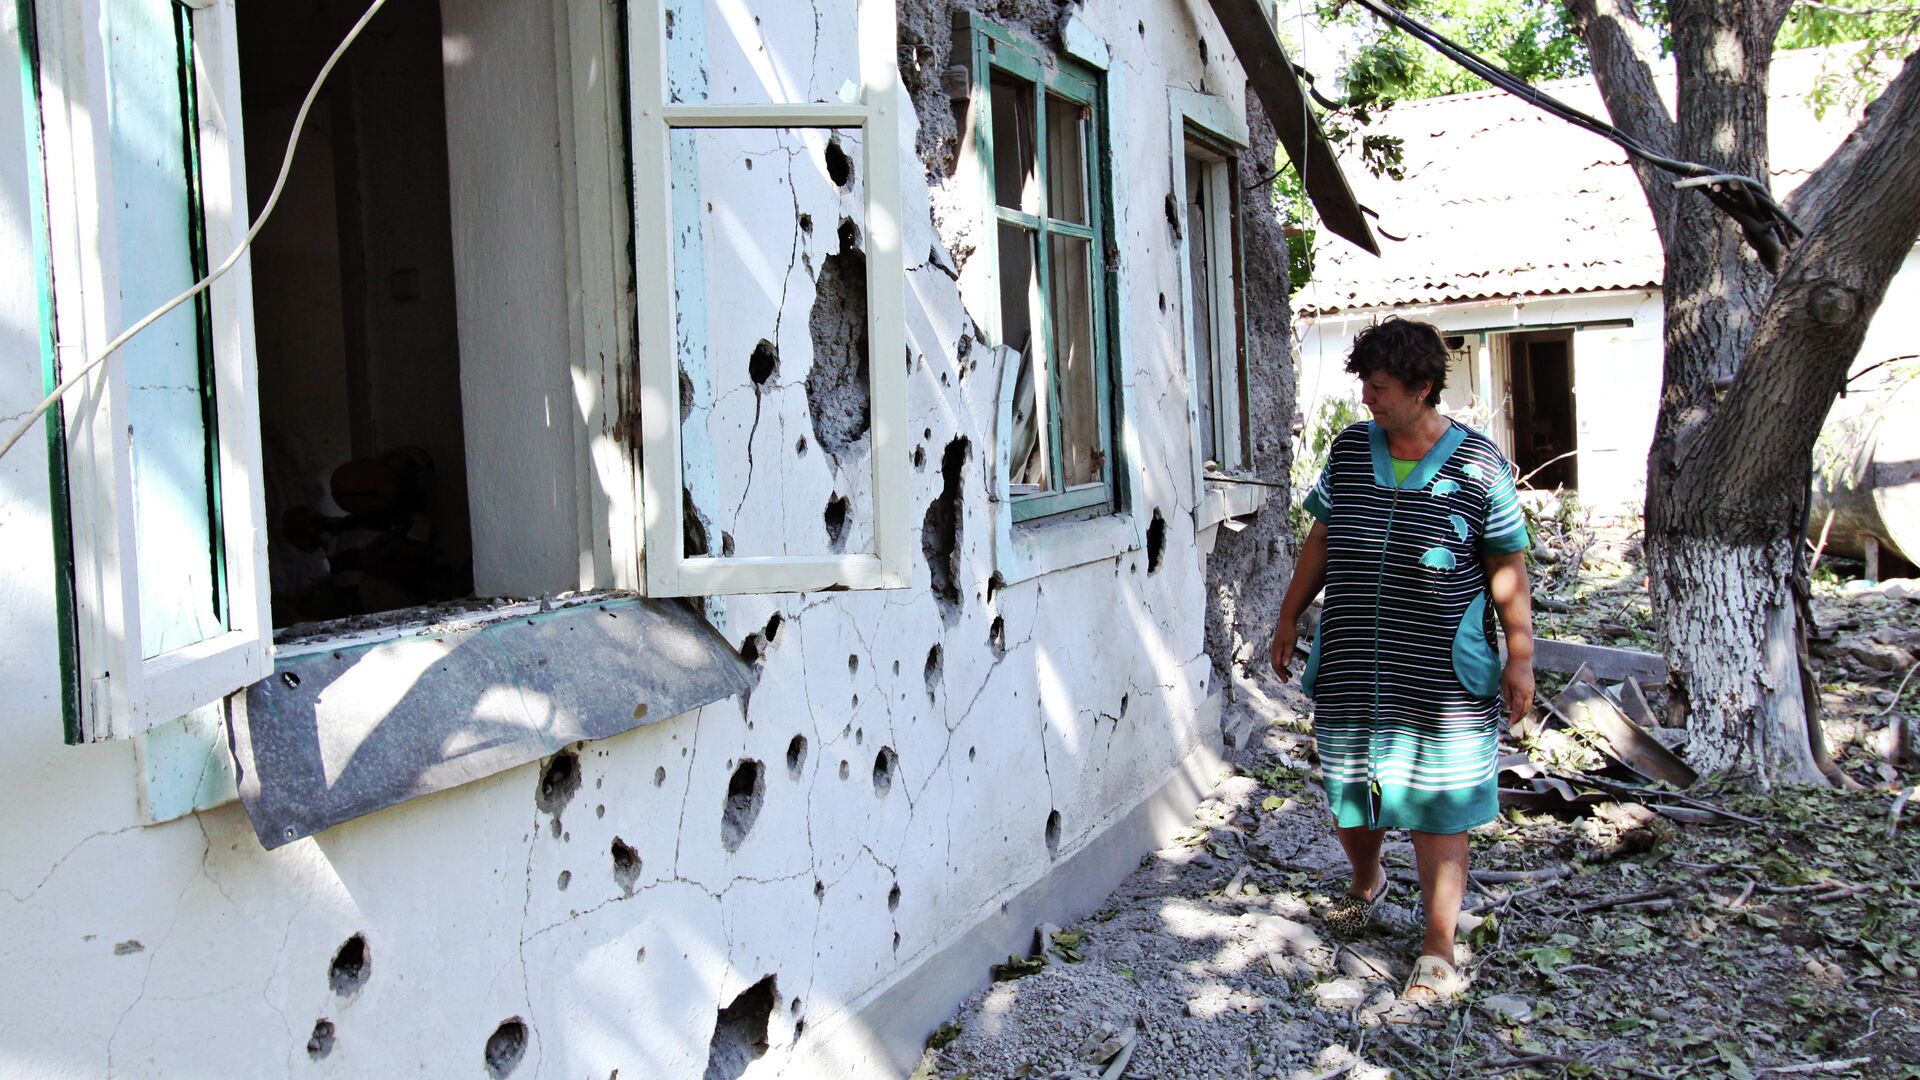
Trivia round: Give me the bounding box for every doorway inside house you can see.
[238,0,473,628]
[1505,329,1578,491]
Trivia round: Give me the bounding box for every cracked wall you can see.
[0,0,1292,1077]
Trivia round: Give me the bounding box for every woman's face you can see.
[1359,369,1433,432]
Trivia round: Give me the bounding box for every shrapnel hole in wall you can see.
[873,746,898,796]
[1045,809,1062,858]
[749,339,779,385]
[720,760,766,852]
[922,438,970,619]
[535,749,582,834]
[704,975,777,1080]
[306,1019,335,1060]
[1147,509,1167,573]
[823,136,853,188]
[484,1018,529,1079]
[328,934,370,996]
[924,643,944,700]
[807,222,871,460]
[786,734,808,778]
[824,493,851,552]
[611,837,641,895]
[989,615,1006,658]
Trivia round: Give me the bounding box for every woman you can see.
[1270,318,1534,1002]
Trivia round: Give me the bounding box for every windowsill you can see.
[226,591,752,849]
[1196,477,1268,533]
[994,504,1144,586]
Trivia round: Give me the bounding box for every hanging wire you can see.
[1340,0,1805,268]
[0,0,393,465]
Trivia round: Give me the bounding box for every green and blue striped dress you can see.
[1299,420,1529,834]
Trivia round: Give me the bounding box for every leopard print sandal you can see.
[1323,880,1389,939]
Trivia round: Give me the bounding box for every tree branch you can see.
[1783,46,1920,228]
[1564,0,1681,243]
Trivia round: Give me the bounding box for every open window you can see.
[968,18,1117,524]
[630,0,908,595]
[32,0,273,741]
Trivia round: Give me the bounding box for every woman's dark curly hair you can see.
[1345,317,1447,407]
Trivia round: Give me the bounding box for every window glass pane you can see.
[1184,154,1216,468]
[670,126,878,558]
[1048,233,1101,488]
[988,71,1035,212]
[1045,93,1087,225]
[107,0,226,656]
[999,223,1047,491]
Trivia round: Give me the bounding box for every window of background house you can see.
[1182,134,1248,475]
[972,21,1116,523]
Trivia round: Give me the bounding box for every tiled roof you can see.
[1296,47,1878,315]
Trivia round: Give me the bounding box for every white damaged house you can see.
[0,0,1376,1075]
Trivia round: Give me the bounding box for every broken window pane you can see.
[663,0,859,109]
[989,71,1036,212]
[1185,154,1217,468]
[670,125,875,558]
[1045,93,1087,225]
[1048,233,1101,488]
[1000,223,1047,491]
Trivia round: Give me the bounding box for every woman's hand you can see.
[1270,618,1298,679]
[1501,656,1535,728]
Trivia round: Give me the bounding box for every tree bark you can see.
[1572,4,1920,784]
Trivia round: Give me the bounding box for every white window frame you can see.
[1169,90,1262,532]
[34,0,272,742]
[628,0,908,596]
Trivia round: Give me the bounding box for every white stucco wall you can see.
[0,1,1268,1077]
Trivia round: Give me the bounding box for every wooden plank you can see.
[1531,638,1667,682]
[1204,0,1380,256]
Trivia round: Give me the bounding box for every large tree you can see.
[1563,0,1920,784]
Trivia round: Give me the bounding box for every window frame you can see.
[968,19,1118,524]
[627,0,909,595]
[32,0,273,742]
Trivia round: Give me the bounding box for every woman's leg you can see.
[1410,829,1470,962]
[1333,825,1388,898]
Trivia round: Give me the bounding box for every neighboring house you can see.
[0,1,1367,1076]
[1296,47,1920,511]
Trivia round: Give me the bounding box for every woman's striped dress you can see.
[1299,420,1530,834]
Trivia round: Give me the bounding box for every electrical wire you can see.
[1341,0,1804,262]
[0,0,392,465]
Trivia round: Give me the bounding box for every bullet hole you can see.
[637,947,648,963]
[924,643,944,700]
[799,212,813,234]
[764,611,784,642]
[329,934,370,997]
[612,837,641,895]
[749,339,778,385]
[893,931,902,953]
[912,445,925,470]
[1158,291,1167,312]
[721,532,736,557]
[484,1018,529,1079]
[791,996,803,1015]
[786,735,808,778]
[795,436,808,457]
[824,494,850,553]
[924,427,933,440]
[1198,36,1208,65]
[848,653,860,674]
[1146,509,1167,574]
[887,883,901,911]
[596,804,606,819]
[533,751,582,839]
[1120,693,1130,718]
[306,1020,335,1060]
[744,156,754,170]
[987,572,1005,604]
[838,759,850,780]
[893,659,901,675]
[795,1019,807,1039]
[280,670,301,689]
[680,370,695,421]
[1045,810,1062,858]
[741,611,783,668]
[837,217,861,254]
[968,746,976,761]
[989,616,1006,658]
[113,940,143,956]
[855,727,864,744]
[824,137,853,188]
[704,975,777,1080]
[683,488,712,557]
[873,746,898,796]
[557,870,572,891]
[654,766,667,787]
[807,240,870,461]
[720,760,765,852]
[921,438,969,620]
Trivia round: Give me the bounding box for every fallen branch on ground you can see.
[1572,884,1687,914]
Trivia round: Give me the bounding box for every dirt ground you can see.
[913,514,1920,1080]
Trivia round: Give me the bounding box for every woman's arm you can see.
[1270,521,1330,678]
[1482,549,1535,726]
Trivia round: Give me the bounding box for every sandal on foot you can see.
[1401,954,1466,1004]
[1323,879,1388,939]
